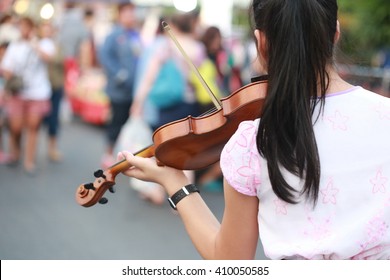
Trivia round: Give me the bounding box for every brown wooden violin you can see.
[75,22,268,207]
[75,76,267,207]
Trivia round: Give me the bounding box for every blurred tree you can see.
[338,0,390,65]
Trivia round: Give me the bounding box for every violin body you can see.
[153,80,267,170]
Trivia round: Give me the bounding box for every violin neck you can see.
[107,145,155,177]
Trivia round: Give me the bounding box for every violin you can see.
[75,22,268,207]
[75,77,267,207]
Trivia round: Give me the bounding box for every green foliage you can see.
[231,1,390,65]
[338,0,390,64]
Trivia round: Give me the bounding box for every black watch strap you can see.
[168,184,200,210]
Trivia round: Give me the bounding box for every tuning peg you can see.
[94,169,106,179]
[84,183,96,191]
[109,186,115,193]
[99,197,108,204]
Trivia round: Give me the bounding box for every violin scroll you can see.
[76,146,155,207]
[75,169,116,207]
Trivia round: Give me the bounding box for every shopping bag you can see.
[116,117,153,153]
[115,117,156,193]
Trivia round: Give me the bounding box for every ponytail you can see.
[252,0,338,204]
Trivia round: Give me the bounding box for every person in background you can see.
[1,17,55,175]
[56,1,89,106]
[0,14,20,162]
[41,22,64,162]
[57,2,88,63]
[130,12,206,189]
[79,7,98,70]
[99,1,142,169]
[131,12,205,129]
[201,26,234,96]
[118,0,390,259]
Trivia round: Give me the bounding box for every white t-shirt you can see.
[220,86,390,259]
[1,38,55,100]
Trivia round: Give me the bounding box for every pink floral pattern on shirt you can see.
[370,170,388,194]
[274,198,288,215]
[303,215,333,241]
[358,210,389,255]
[326,110,349,131]
[373,102,390,120]
[221,122,259,196]
[320,178,339,204]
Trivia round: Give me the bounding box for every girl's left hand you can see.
[117,151,189,195]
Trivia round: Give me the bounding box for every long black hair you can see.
[252,0,338,204]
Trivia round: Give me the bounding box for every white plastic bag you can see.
[115,117,156,193]
[116,117,153,154]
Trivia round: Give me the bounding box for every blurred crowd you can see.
[0,2,259,204]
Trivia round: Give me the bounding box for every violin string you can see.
[199,107,218,117]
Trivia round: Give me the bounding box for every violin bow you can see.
[162,21,222,110]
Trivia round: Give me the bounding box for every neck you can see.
[323,66,353,96]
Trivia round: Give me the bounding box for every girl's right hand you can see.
[117,151,190,196]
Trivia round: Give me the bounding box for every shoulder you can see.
[220,120,262,196]
[338,86,390,119]
[224,120,259,152]
[334,86,389,103]
[359,87,390,104]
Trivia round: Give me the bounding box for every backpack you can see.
[148,57,185,109]
[189,58,222,105]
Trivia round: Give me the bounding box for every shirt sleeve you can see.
[220,120,262,196]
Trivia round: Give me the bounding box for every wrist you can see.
[167,184,200,210]
[161,172,191,197]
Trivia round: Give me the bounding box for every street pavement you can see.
[0,116,266,260]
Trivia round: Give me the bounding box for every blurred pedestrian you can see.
[201,26,234,97]
[1,17,55,175]
[57,2,88,63]
[131,12,206,129]
[79,7,98,71]
[99,1,142,169]
[56,1,89,106]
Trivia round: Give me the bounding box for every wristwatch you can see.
[168,184,200,210]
